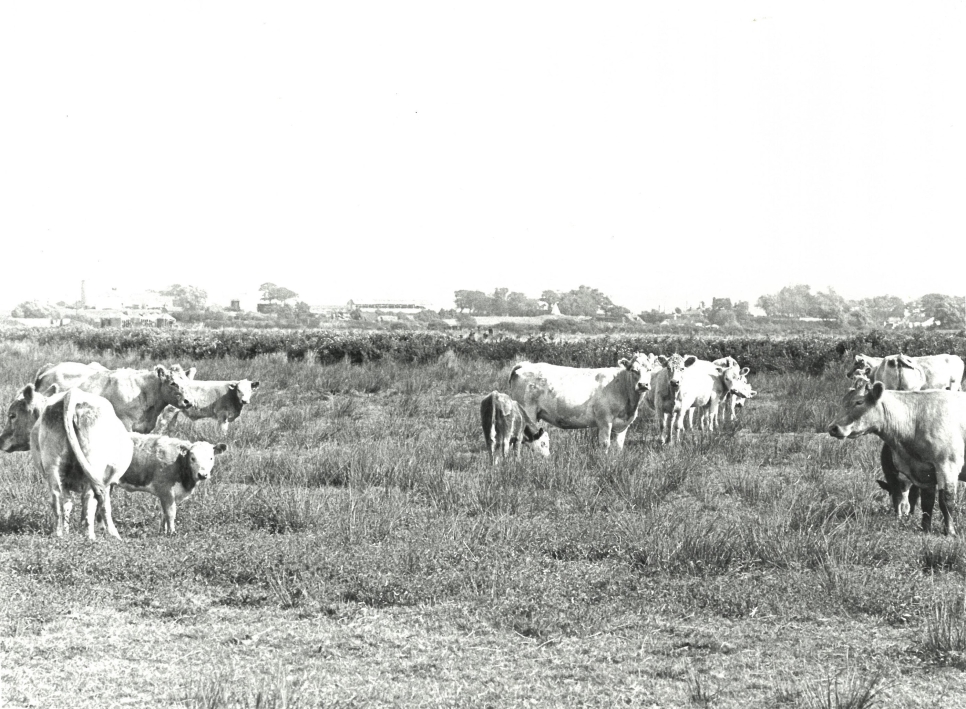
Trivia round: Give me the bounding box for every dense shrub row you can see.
[3,326,965,375]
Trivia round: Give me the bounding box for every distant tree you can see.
[758,284,813,318]
[734,301,751,320]
[454,290,489,314]
[707,308,738,328]
[294,301,312,317]
[855,295,905,326]
[259,282,298,303]
[810,288,847,322]
[711,297,733,311]
[639,309,666,324]
[540,290,561,309]
[160,284,208,311]
[914,293,964,328]
[557,285,620,318]
[11,301,57,318]
[506,291,542,316]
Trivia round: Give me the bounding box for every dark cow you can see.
[480,390,549,463]
[828,379,966,535]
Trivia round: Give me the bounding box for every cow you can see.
[0,385,133,539]
[154,378,259,434]
[480,390,550,463]
[848,353,964,391]
[74,365,195,433]
[34,361,108,394]
[663,356,750,443]
[508,353,659,450]
[641,353,689,442]
[718,365,756,425]
[828,379,966,535]
[118,434,228,533]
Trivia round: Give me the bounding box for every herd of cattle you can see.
[2,349,966,540]
[0,362,257,539]
[485,350,966,538]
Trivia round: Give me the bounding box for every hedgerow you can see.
[3,326,965,375]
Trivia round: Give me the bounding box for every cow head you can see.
[827,379,883,439]
[728,367,756,400]
[229,380,260,406]
[656,353,691,392]
[522,425,551,458]
[847,354,876,380]
[178,441,229,482]
[156,365,194,410]
[0,385,49,453]
[619,353,659,393]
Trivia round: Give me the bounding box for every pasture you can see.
[2,338,966,708]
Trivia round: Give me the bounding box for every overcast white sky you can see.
[2,2,965,313]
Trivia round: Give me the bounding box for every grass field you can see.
[2,339,966,708]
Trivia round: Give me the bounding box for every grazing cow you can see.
[155,378,259,434]
[0,385,132,539]
[828,379,966,535]
[119,434,228,533]
[480,390,550,463]
[848,353,964,391]
[508,353,658,450]
[34,361,108,394]
[74,365,195,433]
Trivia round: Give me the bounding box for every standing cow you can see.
[848,353,964,391]
[0,385,133,539]
[508,353,658,450]
[155,378,259,434]
[120,434,228,533]
[480,390,549,463]
[828,379,966,535]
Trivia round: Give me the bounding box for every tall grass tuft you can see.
[921,593,966,667]
[189,665,307,709]
[796,670,883,709]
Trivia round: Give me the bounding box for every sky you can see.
[2,2,965,314]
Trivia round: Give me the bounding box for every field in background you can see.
[2,338,966,707]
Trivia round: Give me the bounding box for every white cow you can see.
[848,353,964,391]
[0,385,133,539]
[155,378,259,434]
[508,353,658,450]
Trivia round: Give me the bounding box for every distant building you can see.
[347,299,431,313]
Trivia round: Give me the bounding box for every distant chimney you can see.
[81,280,87,307]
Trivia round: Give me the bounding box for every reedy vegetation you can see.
[1,336,965,706]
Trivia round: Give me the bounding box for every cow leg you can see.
[920,487,936,534]
[43,455,69,538]
[82,487,98,540]
[598,422,613,449]
[613,427,628,450]
[90,484,121,540]
[159,493,177,534]
[61,496,73,531]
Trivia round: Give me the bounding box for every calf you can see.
[155,378,259,434]
[119,434,228,533]
[828,380,966,535]
[480,391,550,463]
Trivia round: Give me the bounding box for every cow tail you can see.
[508,363,524,387]
[63,390,101,489]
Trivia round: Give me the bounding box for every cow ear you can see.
[740,367,750,376]
[214,443,228,455]
[228,382,238,391]
[536,427,545,439]
[877,480,890,491]
[186,367,197,380]
[251,381,260,390]
[657,355,669,366]
[868,381,886,403]
[155,365,170,380]
[618,358,631,369]
[21,385,35,404]
[683,355,698,367]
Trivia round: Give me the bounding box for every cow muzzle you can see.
[636,382,649,392]
[827,423,851,439]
